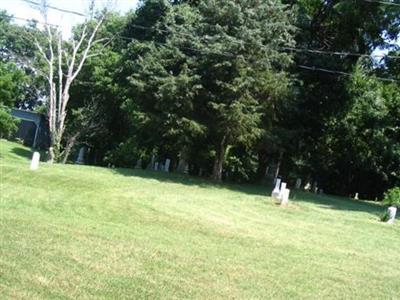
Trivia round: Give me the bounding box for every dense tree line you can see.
[0,0,399,199]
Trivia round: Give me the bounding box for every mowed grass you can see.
[0,140,399,299]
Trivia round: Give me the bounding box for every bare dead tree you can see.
[33,0,107,162]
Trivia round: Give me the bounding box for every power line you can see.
[298,65,398,82]
[5,14,59,27]
[118,35,235,58]
[17,1,400,60]
[283,47,400,59]
[22,0,87,17]
[5,13,398,83]
[123,24,400,60]
[363,0,400,7]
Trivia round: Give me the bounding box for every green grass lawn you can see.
[1,139,399,299]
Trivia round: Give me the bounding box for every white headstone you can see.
[30,152,40,170]
[164,159,171,172]
[278,182,287,200]
[295,178,302,189]
[154,162,159,171]
[280,188,290,207]
[387,206,397,224]
[271,178,281,200]
[354,193,359,200]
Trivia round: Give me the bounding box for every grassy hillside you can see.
[0,139,399,299]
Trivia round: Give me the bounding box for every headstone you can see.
[154,162,159,171]
[304,182,311,191]
[135,159,142,169]
[184,164,189,174]
[164,159,171,172]
[75,147,85,164]
[278,182,287,201]
[295,178,302,189]
[147,155,155,170]
[354,193,359,200]
[280,188,290,207]
[159,163,164,171]
[271,178,281,200]
[198,168,203,177]
[387,206,397,224]
[177,159,188,173]
[30,152,40,170]
[313,182,318,194]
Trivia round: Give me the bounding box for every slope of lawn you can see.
[0,139,399,299]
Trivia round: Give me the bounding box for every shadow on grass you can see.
[111,167,383,217]
[112,167,269,197]
[291,190,382,216]
[11,147,32,160]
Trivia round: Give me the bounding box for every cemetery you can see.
[1,139,399,299]
[0,0,399,298]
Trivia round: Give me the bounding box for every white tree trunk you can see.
[34,0,106,162]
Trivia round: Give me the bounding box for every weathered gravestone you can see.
[271,178,281,200]
[75,147,85,164]
[313,182,318,194]
[30,152,40,170]
[164,159,171,172]
[295,178,302,189]
[146,155,155,170]
[135,159,142,169]
[154,162,159,171]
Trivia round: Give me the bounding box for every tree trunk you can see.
[47,146,55,163]
[273,151,283,183]
[212,135,227,181]
[256,149,268,182]
[61,134,79,164]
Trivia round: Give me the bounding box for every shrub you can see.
[0,106,19,139]
[382,187,400,208]
[103,138,141,168]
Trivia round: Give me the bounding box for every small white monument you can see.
[271,178,281,200]
[387,206,397,224]
[30,152,40,170]
[164,159,171,172]
[304,182,311,191]
[281,188,290,207]
[354,193,359,200]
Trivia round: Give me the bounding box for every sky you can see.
[0,0,139,38]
